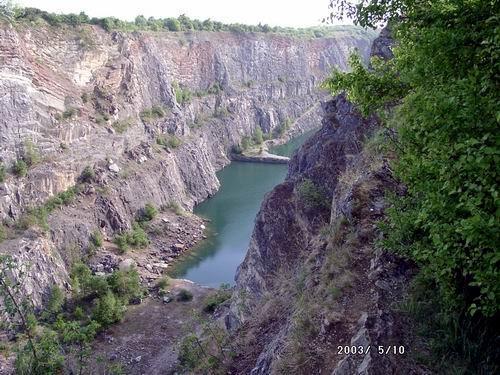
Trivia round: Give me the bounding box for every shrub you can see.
[62,108,77,119]
[176,289,193,302]
[240,136,252,151]
[203,284,231,313]
[274,118,292,138]
[92,291,124,326]
[165,17,181,31]
[22,141,40,167]
[114,234,129,254]
[173,83,192,105]
[113,222,150,253]
[90,230,103,247]
[231,144,243,154]
[107,269,142,303]
[81,92,89,103]
[0,163,5,182]
[140,203,157,222]
[207,82,222,95]
[156,276,170,292]
[12,159,28,177]
[112,119,131,134]
[45,286,65,318]
[297,179,329,210]
[253,127,264,145]
[140,105,166,123]
[157,135,182,149]
[80,166,95,183]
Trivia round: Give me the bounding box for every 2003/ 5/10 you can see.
[337,345,405,355]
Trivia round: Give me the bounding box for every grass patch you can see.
[156,135,182,149]
[111,118,132,134]
[113,222,150,254]
[139,105,167,123]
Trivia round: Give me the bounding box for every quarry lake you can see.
[170,130,315,287]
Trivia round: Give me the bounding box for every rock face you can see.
[233,95,378,306]
[228,29,421,374]
[0,23,374,306]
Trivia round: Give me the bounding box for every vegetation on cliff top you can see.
[324,0,499,372]
[0,3,374,39]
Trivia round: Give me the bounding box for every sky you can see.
[14,0,350,27]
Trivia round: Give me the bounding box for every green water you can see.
[170,130,316,287]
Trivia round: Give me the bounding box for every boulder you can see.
[118,258,136,271]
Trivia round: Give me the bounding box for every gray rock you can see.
[118,258,136,271]
[108,163,120,173]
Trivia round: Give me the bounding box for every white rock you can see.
[108,163,120,173]
[138,155,147,164]
[200,224,206,230]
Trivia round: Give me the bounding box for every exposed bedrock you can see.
[0,23,374,305]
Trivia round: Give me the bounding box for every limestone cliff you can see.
[228,30,422,374]
[0,22,374,306]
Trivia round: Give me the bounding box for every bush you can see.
[0,225,5,243]
[70,262,109,299]
[253,127,264,145]
[107,269,142,303]
[140,105,167,123]
[231,144,243,154]
[113,222,150,253]
[45,286,65,318]
[274,118,292,138]
[22,141,40,167]
[240,136,252,151]
[92,291,124,326]
[112,119,131,134]
[90,230,103,247]
[62,108,77,119]
[80,166,95,183]
[165,18,181,31]
[0,163,6,182]
[12,159,28,177]
[139,203,157,222]
[297,179,329,209]
[157,135,182,149]
[114,234,129,254]
[156,276,170,292]
[176,289,193,302]
[173,83,192,105]
[203,284,231,313]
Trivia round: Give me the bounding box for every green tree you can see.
[253,127,264,145]
[165,17,181,31]
[134,15,147,27]
[325,0,499,371]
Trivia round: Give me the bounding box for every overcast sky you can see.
[15,0,350,27]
